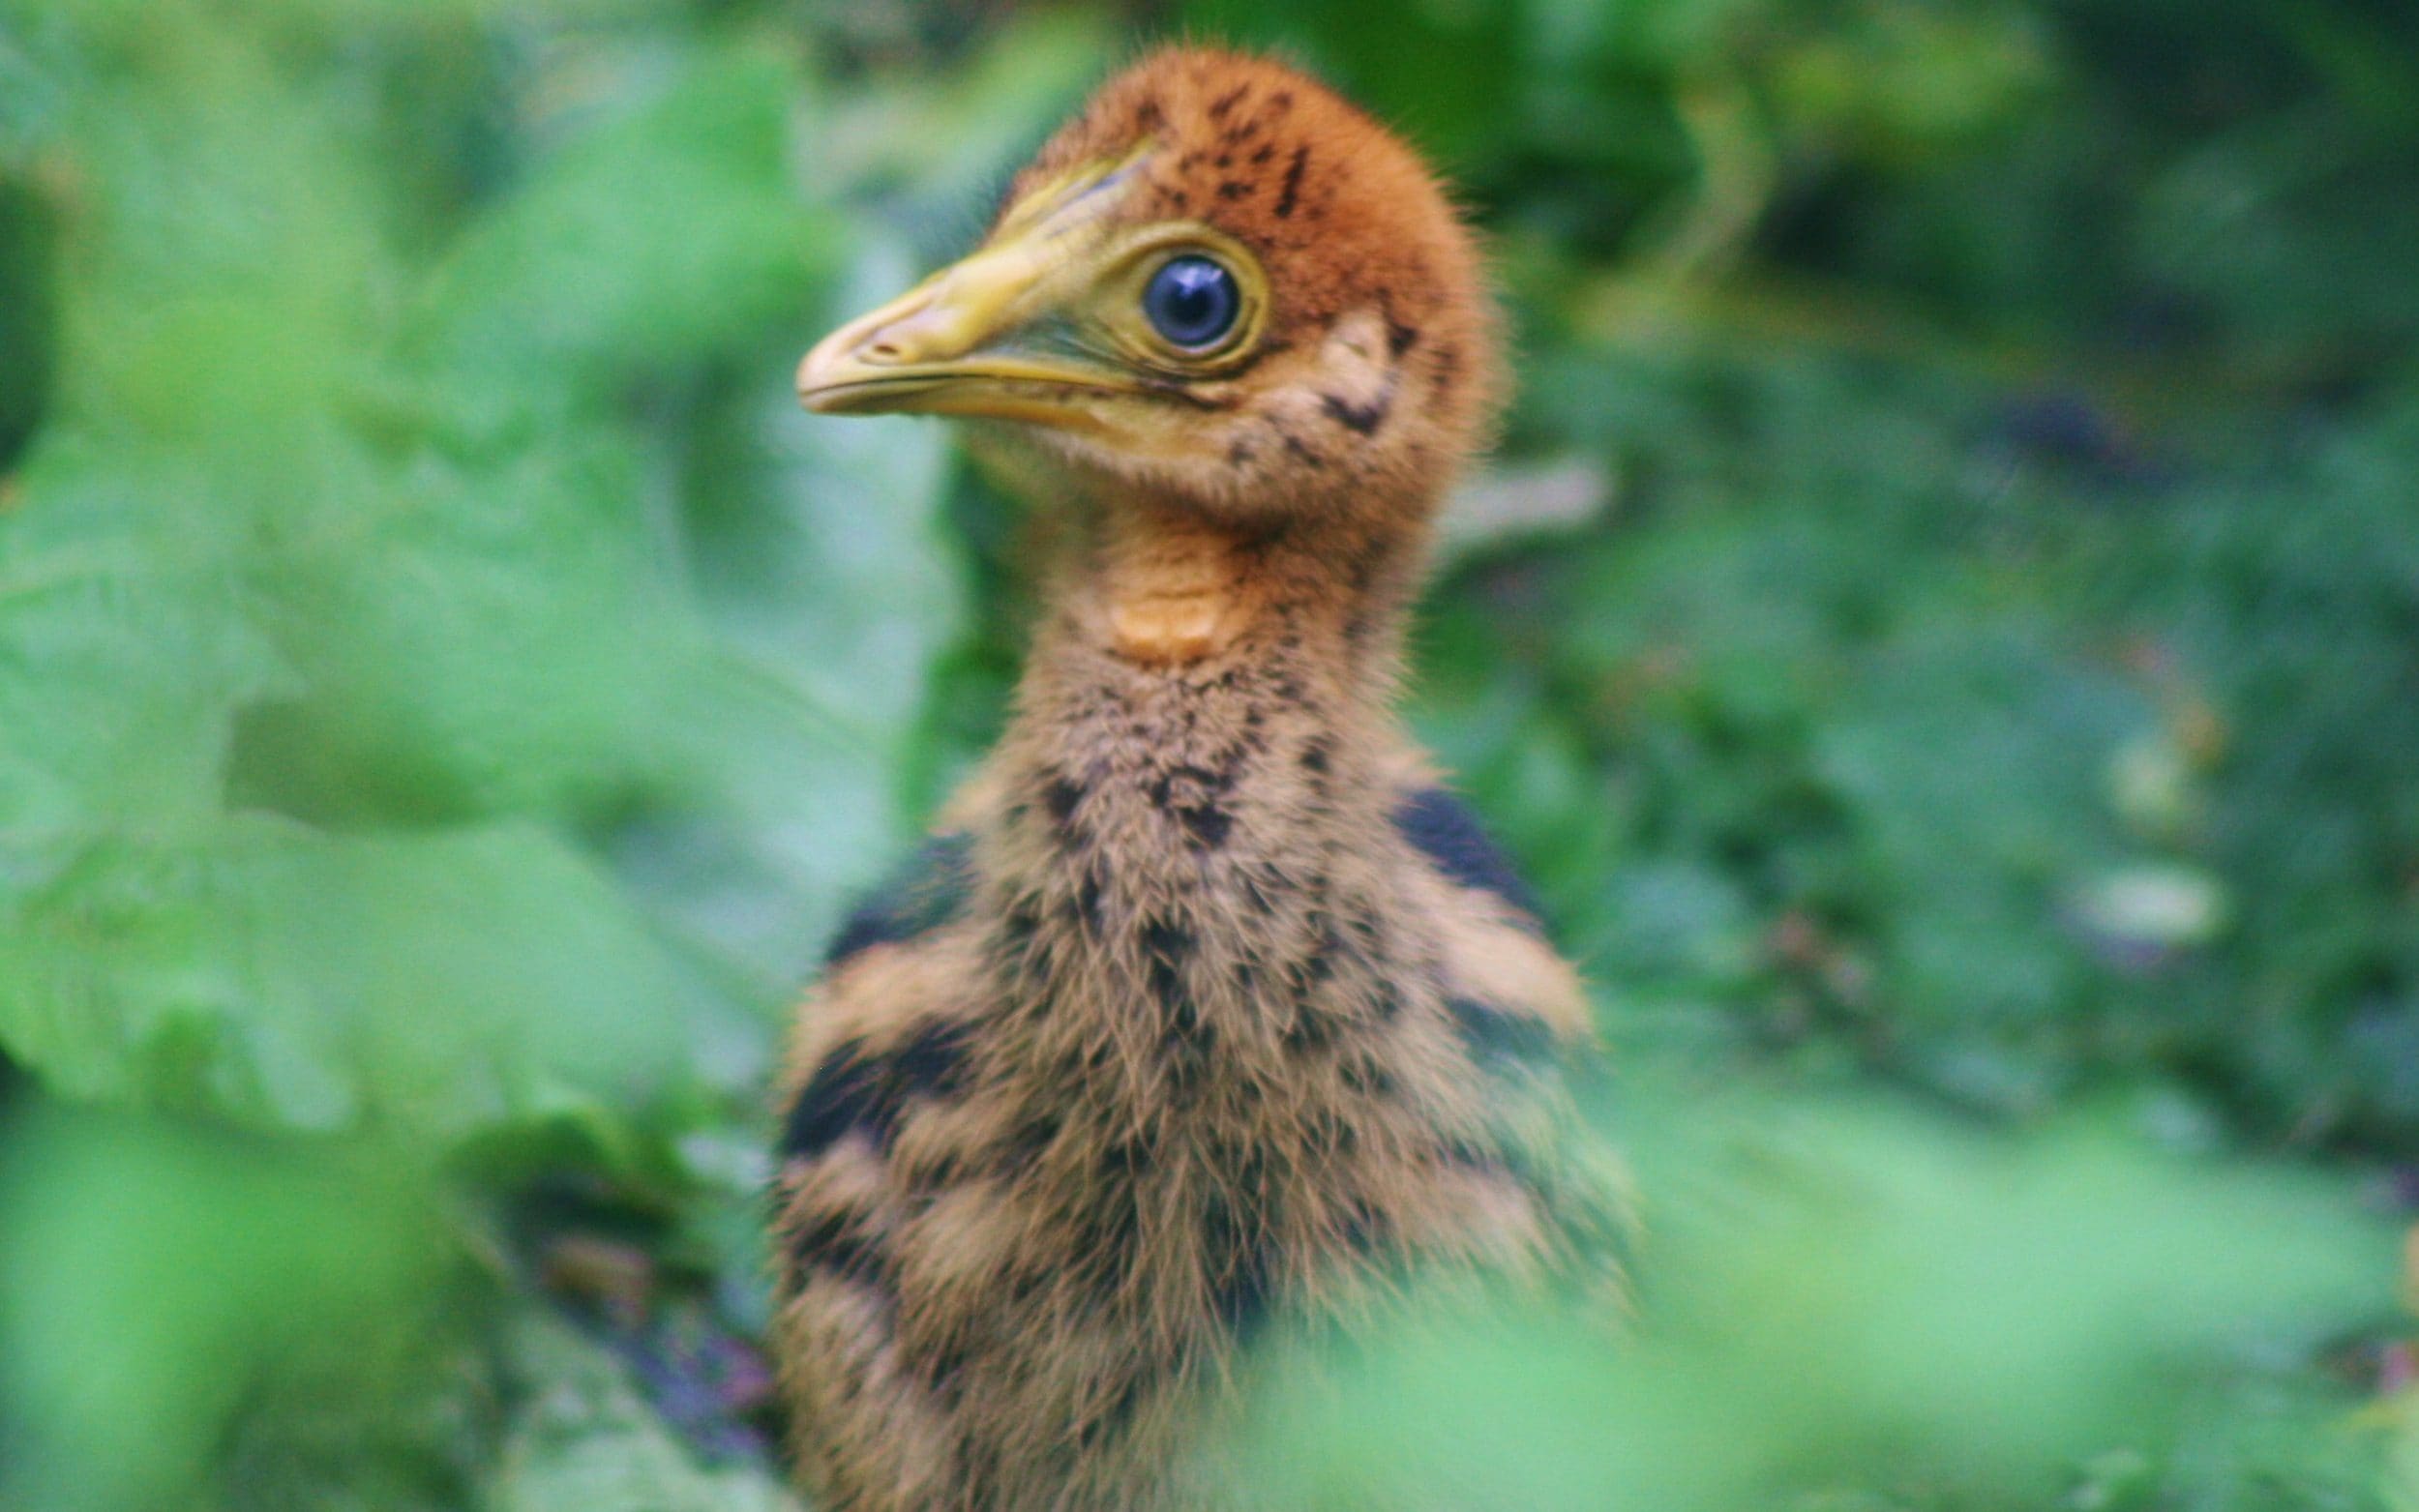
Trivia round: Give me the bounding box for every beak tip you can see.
[796,344,856,414]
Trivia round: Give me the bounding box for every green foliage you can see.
[0,1109,448,1511]
[1234,1103,2392,1510]
[1,0,2414,1506]
[480,1314,805,1512]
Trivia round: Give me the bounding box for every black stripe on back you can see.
[825,833,976,966]
[779,1020,975,1164]
[1391,787,1542,921]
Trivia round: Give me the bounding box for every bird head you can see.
[797,48,1498,536]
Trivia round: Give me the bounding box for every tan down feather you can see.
[771,47,1628,1512]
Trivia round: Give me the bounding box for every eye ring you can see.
[1141,253,1242,352]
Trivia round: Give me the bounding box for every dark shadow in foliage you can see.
[0,174,57,472]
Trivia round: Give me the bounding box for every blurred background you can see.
[2,0,2415,1507]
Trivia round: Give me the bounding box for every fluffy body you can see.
[771,49,1625,1511]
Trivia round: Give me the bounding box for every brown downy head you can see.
[796,48,1499,546]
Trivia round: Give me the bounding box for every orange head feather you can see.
[799,48,1499,544]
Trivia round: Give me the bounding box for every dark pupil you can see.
[1144,256,1239,349]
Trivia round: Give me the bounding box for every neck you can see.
[1046,491,1423,683]
[971,491,1434,1069]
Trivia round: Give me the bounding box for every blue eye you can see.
[1142,254,1241,350]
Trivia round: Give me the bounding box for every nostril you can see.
[865,340,906,363]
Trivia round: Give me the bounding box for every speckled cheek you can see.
[1310,309,1398,431]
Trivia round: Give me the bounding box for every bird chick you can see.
[773,47,1625,1511]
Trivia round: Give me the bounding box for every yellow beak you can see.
[796,158,1147,429]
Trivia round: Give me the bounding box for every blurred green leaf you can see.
[414,52,830,401]
[1235,1102,2396,1511]
[0,1108,450,1512]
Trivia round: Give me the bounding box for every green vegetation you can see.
[1,0,2413,1507]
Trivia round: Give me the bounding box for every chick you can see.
[772,47,1626,1511]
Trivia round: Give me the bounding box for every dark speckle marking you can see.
[1145,917,1210,1071]
[1302,912,1340,985]
[899,1142,971,1195]
[1340,1197,1388,1257]
[999,898,1043,964]
[1282,1002,1339,1053]
[1342,1056,1397,1099]
[1345,902,1383,951]
[1077,1184,1145,1288]
[1003,1110,1061,1170]
[1459,1134,1549,1196]
[787,1205,891,1288]
[1180,804,1232,848]
[1277,429,1324,468]
[1144,915,1196,982]
[1448,996,1559,1071]
[1433,343,1461,396]
[1372,977,1404,1022]
[824,834,975,966]
[910,1335,971,1396]
[1320,390,1390,435]
[1299,738,1330,776]
[1204,1188,1275,1336]
[1387,315,1420,358]
[1099,1133,1154,1179]
[1209,83,1249,121]
[1217,180,1250,200]
[1442,1138,1512,1180]
[1250,143,1274,164]
[1149,762,1239,852]
[1275,145,1308,218]
[1044,775,1087,831]
[1006,883,1045,930]
[1392,787,1543,921]
[1078,1374,1151,1449]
